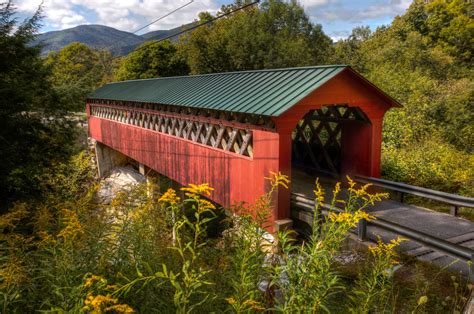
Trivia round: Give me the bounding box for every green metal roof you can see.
[89,65,398,117]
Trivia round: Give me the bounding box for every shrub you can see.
[382,139,474,196]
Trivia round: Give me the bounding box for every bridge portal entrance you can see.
[291,105,370,178]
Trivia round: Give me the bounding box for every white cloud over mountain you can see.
[15,0,412,40]
[16,0,219,31]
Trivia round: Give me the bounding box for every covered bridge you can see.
[87,65,400,229]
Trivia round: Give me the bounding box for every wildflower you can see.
[84,274,105,288]
[313,178,325,204]
[346,175,356,190]
[37,230,57,246]
[198,199,216,211]
[181,183,214,197]
[57,209,84,241]
[226,297,236,305]
[328,210,374,227]
[106,304,135,313]
[242,299,265,311]
[83,293,134,313]
[0,204,29,230]
[417,295,428,305]
[0,255,28,289]
[265,171,290,189]
[368,236,405,265]
[159,188,180,205]
[333,182,341,197]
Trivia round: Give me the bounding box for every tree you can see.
[45,42,116,111]
[115,40,189,81]
[0,1,77,205]
[182,0,333,74]
[332,26,371,72]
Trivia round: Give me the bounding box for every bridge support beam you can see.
[94,141,128,177]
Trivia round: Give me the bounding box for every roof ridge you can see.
[109,65,349,85]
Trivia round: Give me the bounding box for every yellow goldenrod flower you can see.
[84,274,105,288]
[242,299,265,311]
[225,297,236,305]
[181,183,214,197]
[198,199,216,211]
[57,209,84,241]
[83,293,134,313]
[106,304,135,313]
[159,188,180,205]
[0,255,28,289]
[265,171,290,189]
[313,178,325,204]
[368,236,405,265]
[328,210,374,227]
[417,295,428,305]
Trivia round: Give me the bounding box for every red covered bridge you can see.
[87,65,400,229]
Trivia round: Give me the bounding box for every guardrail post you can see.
[450,205,458,216]
[400,192,405,203]
[358,219,367,241]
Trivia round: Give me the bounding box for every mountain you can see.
[31,24,190,56]
[141,22,196,41]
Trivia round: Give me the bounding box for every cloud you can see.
[298,0,332,7]
[15,0,220,32]
[308,0,411,24]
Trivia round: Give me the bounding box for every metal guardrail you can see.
[290,192,474,263]
[355,175,474,216]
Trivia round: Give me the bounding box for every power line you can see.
[132,1,194,35]
[120,0,260,58]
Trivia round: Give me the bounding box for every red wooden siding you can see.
[88,115,285,222]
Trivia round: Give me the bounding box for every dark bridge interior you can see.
[291,105,370,178]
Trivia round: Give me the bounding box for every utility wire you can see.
[132,1,194,35]
[119,0,260,58]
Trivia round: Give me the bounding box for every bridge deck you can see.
[291,169,474,279]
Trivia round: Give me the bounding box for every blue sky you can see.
[16,0,412,40]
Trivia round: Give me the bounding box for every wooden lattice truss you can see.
[292,105,370,175]
[89,102,275,158]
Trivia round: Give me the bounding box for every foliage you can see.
[330,0,473,194]
[0,161,470,312]
[182,0,332,74]
[272,178,386,312]
[382,140,474,196]
[0,1,79,205]
[349,237,404,313]
[45,42,117,111]
[115,40,189,81]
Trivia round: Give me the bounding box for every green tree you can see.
[115,40,189,81]
[0,1,77,205]
[327,0,473,192]
[332,26,371,72]
[183,0,333,74]
[45,42,116,111]
[423,0,473,63]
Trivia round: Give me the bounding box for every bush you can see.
[382,139,474,196]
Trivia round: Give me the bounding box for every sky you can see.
[15,0,412,40]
